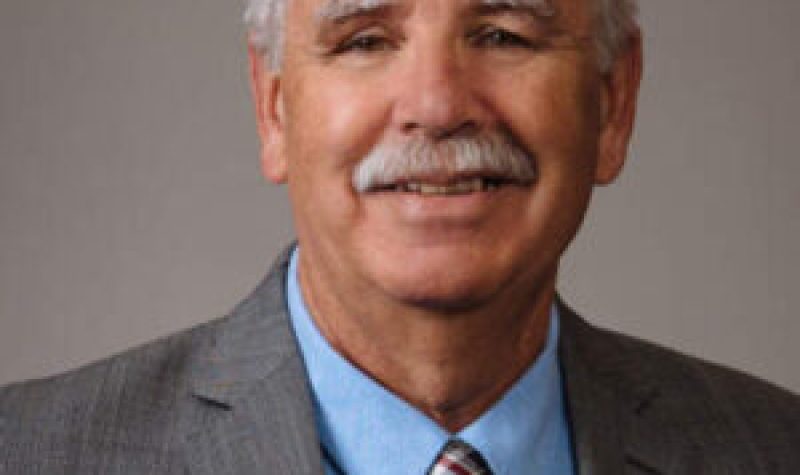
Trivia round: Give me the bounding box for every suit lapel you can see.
[181,248,324,475]
[176,248,683,475]
[558,298,669,475]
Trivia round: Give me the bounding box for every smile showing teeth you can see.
[391,177,503,195]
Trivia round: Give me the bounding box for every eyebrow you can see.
[315,0,557,24]
[315,0,399,24]
[472,0,558,21]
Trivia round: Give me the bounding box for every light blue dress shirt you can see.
[287,249,575,475]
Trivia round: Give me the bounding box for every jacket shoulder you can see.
[564,310,800,470]
[595,322,799,419]
[0,319,219,474]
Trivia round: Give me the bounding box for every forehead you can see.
[288,0,592,29]
[314,0,556,18]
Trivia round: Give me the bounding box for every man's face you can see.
[253,0,640,309]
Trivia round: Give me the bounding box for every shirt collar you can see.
[458,299,566,474]
[287,248,570,475]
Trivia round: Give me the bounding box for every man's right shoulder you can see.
[1,251,299,474]
[0,317,222,474]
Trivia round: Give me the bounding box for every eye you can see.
[335,32,393,54]
[469,26,536,49]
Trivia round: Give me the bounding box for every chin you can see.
[363,247,512,311]
[382,276,495,311]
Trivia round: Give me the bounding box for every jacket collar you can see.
[182,245,324,475]
[558,297,675,474]
[181,246,674,475]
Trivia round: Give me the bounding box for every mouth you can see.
[365,175,531,196]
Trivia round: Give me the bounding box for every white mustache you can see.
[352,132,537,192]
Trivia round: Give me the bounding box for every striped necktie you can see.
[427,439,494,475]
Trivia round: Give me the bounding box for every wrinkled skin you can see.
[251,0,642,429]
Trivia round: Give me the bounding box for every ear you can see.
[594,30,643,185]
[249,44,288,184]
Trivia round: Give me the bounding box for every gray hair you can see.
[353,130,537,192]
[244,0,638,72]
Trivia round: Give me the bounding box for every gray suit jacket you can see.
[2,248,799,474]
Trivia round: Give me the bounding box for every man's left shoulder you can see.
[625,326,799,466]
[560,305,800,471]
[609,321,798,414]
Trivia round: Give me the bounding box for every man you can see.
[1,0,798,473]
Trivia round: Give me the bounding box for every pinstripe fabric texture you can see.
[1,245,799,474]
[427,439,493,475]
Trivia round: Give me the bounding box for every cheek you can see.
[314,87,368,154]
[282,72,392,230]
[486,62,601,173]
[287,74,388,172]
[480,62,600,241]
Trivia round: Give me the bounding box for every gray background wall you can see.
[1,0,798,392]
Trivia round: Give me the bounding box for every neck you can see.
[297,251,556,432]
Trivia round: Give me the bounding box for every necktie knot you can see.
[427,439,494,475]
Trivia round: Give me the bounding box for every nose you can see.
[391,45,486,140]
